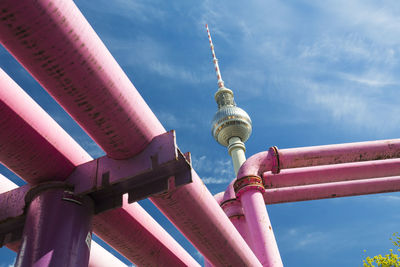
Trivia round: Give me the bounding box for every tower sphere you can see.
[211,104,252,147]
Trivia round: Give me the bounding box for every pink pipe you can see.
[221,200,250,244]
[0,70,198,266]
[0,1,261,265]
[0,174,127,267]
[203,189,252,267]
[216,180,251,246]
[0,0,164,160]
[240,191,282,267]
[233,156,282,266]
[152,170,262,266]
[0,68,91,184]
[235,139,400,266]
[94,195,200,267]
[263,176,400,204]
[279,139,400,170]
[263,158,400,189]
[234,140,400,266]
[238,140,400,180]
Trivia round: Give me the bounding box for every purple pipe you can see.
[15,187,93,267]
[0,175,127,267]
[263,176,400,204]
[0,70,198,266]
[0,0,261,265]
[263,158,400,189]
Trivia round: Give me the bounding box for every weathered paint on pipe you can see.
[0,71,198,265]
[263,176,400,204]
[0,175,127,267]
[240,191,282,267]
[0,0,164,160]
[0,1,262,265]
[279,139,400,170]
[238,139,400,180]
[0,68,91,184]
[235,139,400,266]
[220,200,250,245]
[152,170,262,266]
[94,195,201,267]
[236,140,400,217]
[263,158,400,189]
[204,189,253,267]
[233,157,282,266]
[216,180,251,246]
[15,187,93,267]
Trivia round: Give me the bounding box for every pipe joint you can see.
[269,146,280,174]
[234,176,265,199]
[220,199,244,219]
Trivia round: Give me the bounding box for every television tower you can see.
[206,24,252,174]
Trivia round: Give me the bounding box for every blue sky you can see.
[1,0,400,266]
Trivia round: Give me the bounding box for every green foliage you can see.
[363,233,400,267]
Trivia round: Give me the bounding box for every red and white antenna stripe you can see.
[206,24,225,89]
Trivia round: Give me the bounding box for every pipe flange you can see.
[220,199,244,219]
[233,176,265,198]
[269,146,281,174]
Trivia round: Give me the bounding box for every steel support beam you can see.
[0,131,192,250]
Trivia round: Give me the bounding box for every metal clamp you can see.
[269,146,280,174]
[233,176,265,198]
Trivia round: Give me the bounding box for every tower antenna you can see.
[206,24,225,89]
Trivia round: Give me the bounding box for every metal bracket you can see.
[68,130,192,213]
[233,176,265,199]
[0,130,193,246]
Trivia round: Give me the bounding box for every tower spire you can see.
[206,24,225,89]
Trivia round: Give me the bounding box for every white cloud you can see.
[102,34,206,85]
[281,227,330,251]
[79,0,167,23]
[192,155,235,185]
[338,71,398,88]
[201,177,230,184]
[149,62,201,84]
[196,0,400,136]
